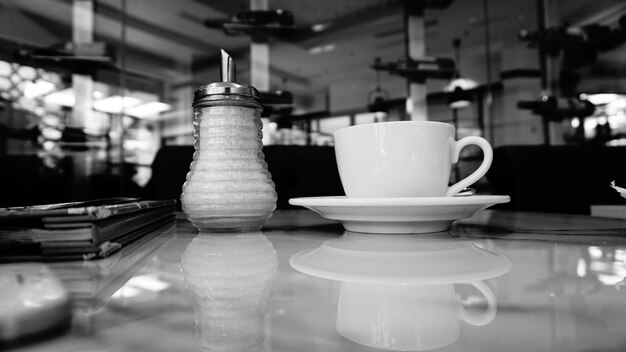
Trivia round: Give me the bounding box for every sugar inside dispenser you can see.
[181,50,277,232]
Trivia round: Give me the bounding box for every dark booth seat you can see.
[0,155,74,207]
[142,145,345,209]
[487,145,626,214]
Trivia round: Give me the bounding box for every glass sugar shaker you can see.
[181,49,277,232]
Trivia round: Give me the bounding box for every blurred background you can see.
[1,0,626,210]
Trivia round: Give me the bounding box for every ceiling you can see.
[1,0,626,115]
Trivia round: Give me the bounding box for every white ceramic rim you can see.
[289,248,513,285]
[289,195,510,207]
[333,120,454,138]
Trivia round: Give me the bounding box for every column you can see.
[250,0,270,92]
[406,2,427,121]
[70,0,94,128]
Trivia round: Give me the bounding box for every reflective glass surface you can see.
[5,210,626,352]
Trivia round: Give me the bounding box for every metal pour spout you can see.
[220,49,236,82]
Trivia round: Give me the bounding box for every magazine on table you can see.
[0,198,177,260]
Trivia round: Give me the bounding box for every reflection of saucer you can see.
[289,232,512,285]
[290,233,511,350]
[289,195,510,233]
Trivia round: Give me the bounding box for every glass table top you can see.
[4,209,626,352]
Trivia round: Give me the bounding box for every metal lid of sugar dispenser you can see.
[193,49,261,107]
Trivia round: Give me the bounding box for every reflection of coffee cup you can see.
[290,231,512,351]
[333,121,492,197]
[337,281,496,351]
[181,232,278,351]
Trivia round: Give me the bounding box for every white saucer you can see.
[289,232,513,285]
[288,195,510,234]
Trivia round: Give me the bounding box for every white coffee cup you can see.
[336,281,497,351]
[333,121,493,198]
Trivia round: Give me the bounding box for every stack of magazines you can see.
[0,197,176,261]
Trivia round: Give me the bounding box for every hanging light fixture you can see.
[368,59,390,120]
[445,38,478,109]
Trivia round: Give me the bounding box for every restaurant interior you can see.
[3,1,626,351]
[1,0,626,214]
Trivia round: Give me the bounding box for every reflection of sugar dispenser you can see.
[181,232,278,351]
[181,50,277,232]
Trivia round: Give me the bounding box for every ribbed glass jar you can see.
[180,86,277,232]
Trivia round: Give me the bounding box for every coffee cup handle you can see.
[445,136,493,197]
[459,280,497,326]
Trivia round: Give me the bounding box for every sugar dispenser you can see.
[181,50,277,232]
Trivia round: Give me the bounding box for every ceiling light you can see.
[449,99,472,109]
[42,114,61,127]
[44,88,75,107]
[125,101,172,118]
[0,60,11,76]
[445,38,477,109]
[40,127,62,140]
[9,73,20,83]
[93,90,105,99]
[17,66,37,80]
[44,89,108,107]
[308,43,335,55]
[0,77,10,91]
[582,93,619,105]
[444,77,478,92]
[311,22,330,32]
[24,80,56,99]
[608,97,626,110]
[93,95,142,114]
[448,87,473,109]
